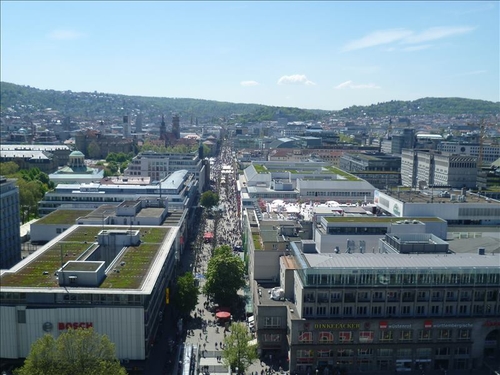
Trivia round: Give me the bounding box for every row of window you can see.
[303,303,499,318]
[302,271,500,286]
[296,346,470,359]
[297,329,470,344]
[303,290,498,303]
[305,191,372,197]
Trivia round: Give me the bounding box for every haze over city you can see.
[1,1,499,110]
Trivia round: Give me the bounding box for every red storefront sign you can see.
[379,321,388,329]
[58,322,93,330]
[484,321,500,327]
[424,320,432,329]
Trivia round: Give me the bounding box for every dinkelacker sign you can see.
[313,323,361,330]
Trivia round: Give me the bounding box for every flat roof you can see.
[35,209,94,225]
[304,252,500,270]
[323,216,445,223]
[381,189,497,205]
[0,225,176,292]
[63,261,102,272]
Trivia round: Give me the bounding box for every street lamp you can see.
[235,367,238,375]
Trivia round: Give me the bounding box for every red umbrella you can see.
[216,311,231,319]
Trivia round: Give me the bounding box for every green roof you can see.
[36,210,93,225]
[323,216,445,223]
[322,166,361,181]
[0,226,170,289]
[252,164,268,173]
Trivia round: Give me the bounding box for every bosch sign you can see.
[58,322,93,330]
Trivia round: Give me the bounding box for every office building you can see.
[0,223,182,364]
[401,149,478,189]
[0,176,21,269]
[252,242,500,374]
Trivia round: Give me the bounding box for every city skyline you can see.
[1,1,499,111]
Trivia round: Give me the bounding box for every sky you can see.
[1,1,499,111]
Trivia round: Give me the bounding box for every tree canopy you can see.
[200,190,220,210]
[203,245,245,305]
[222,322,258,373]
[15,328,127,375]
[0,164,54,222]
[172,272,200,317]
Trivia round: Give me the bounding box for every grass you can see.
[100,243,160,289]
[252,233,262,250]
[0,226,171,289]
[36,210,93,225]
[322,166,361,181]
[253,164,268,173]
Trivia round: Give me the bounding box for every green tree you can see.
[200,190,219,210]
[87,140,101,159]
[0,161,19,175]
[203,245,245,305]
[222,322,258,373]
[15,328,127,375]
[172,272,200,316]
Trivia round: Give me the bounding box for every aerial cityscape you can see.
[1,1,499,375]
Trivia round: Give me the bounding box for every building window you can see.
[458,329,471,340]
[458,305,469,315]
[318,331,334,344]
[339,331,353,343]
[317,349,333,358]
[330,306,339,316]
[416,348,432,358]
[399,330,413,341]
[304,306,313,316]
[371,306,382,316]
[316,306,327,316]
[435,347,450,356]
[380,331,393,342]
[401,305,411,315]
[416,305,426,315]
[343,306,352,316]
[418,330,432,341]
[264,317,281,328]
[378,349,393,357]
[296,350,314,364]
[437,329,452,341]
[298,331,313,344]
[445,305,455,315]
[359,331,374,343]
[357,306,368,316]
[455,347,469,355]
[337,349,354,357]
[386,306,396,315]
[263,334,280,342]
[431,305,440,315]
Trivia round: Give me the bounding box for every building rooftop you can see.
[323,216,445,223]
[35,210,94,225]
[0,225,176,292]
[382,189,497,204]
[303,252,500,270]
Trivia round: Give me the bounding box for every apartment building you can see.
[0,176,21,269]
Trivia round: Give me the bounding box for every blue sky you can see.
[1,1,499,110]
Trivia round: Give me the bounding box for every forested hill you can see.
[1,82,498,122]
[0,82,323,123]
[338,97,499,117]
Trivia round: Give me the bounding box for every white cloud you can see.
[277,74,315,86]
[454,69,487,77]
[240,80,259,87]
[342,25,476,52]
[47,29,85,41]
[341,29,414,52]
[402,26,475,44]
[402,44,432,52]
[335,80,380,89]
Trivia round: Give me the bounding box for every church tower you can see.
[172,114,180,139]
[159,115,167,141]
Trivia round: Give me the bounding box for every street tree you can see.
[200,190,219,211]
[172,272,200,317]
[222,322,258,373]
[203,245,245,305]
[15,328,127,375]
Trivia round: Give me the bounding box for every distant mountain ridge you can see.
[0,82,498,123]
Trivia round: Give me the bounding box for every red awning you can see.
[216,311,231,319]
